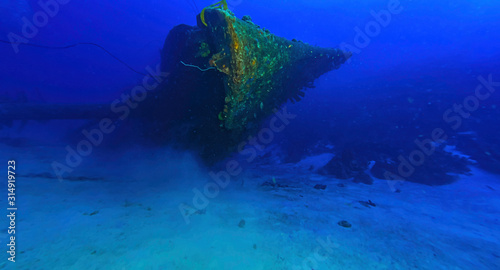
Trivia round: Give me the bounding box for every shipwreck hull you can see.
[148,8,351,163]
[1,8,351,164]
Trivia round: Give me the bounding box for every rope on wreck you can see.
[180,61,216,72]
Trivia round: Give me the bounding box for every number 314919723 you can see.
[8,160,15,180]
[8,160,15,207]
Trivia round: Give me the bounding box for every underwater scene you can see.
[1,0,499,269]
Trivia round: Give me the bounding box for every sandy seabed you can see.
[0,145,499,270]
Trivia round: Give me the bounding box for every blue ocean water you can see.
[1,0,499,269]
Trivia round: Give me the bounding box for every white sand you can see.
[1,146,499,270]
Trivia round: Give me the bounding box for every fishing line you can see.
[0,1,203,77]
[190,0,200,14]
[0,39,148,76]
[185,0,198,16]
[180,61,215,72]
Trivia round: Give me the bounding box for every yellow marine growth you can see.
[205,8,293,130]
[201,8,352,131]
[201,0,229,26]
